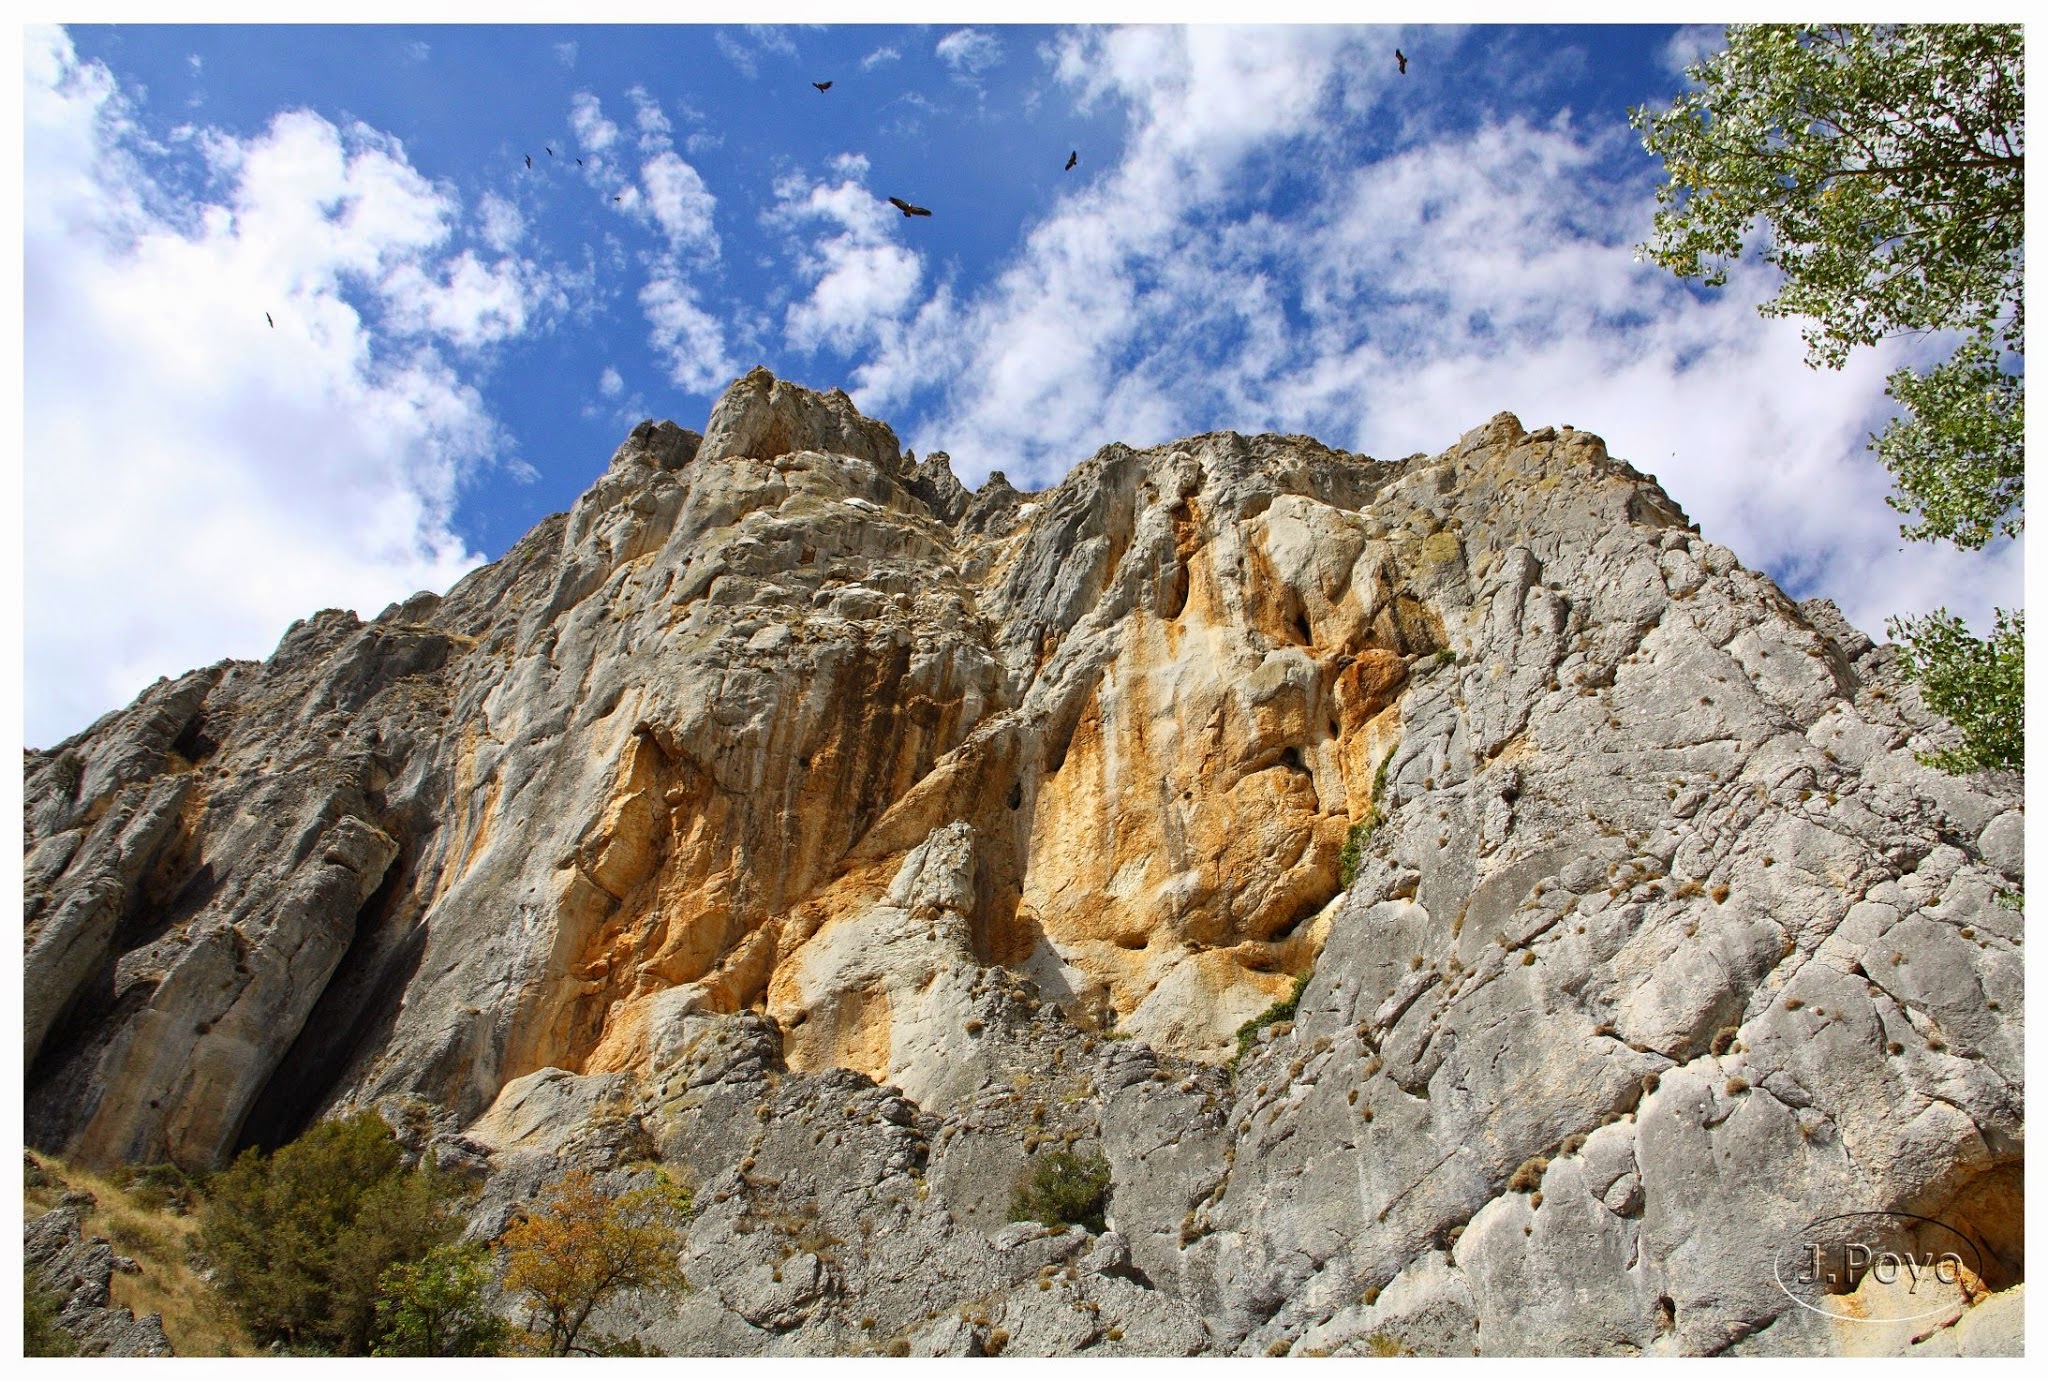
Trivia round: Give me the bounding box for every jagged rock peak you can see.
[698,365,905,474]
[608,417,702,473]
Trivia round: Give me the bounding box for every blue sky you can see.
[18,19,2024,747]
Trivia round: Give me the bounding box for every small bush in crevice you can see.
[1338,749,1399,890]
[1364,1330,1414,1357]
[1337,819,1372,890]
[1233,973,1311,1070]
[1009,1148,1112,1234]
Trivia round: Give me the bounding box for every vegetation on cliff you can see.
[200,1111,460,1354]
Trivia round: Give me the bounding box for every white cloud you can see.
[746,25,797,57]
[861,46,901,71]
[598,365,624,397]
[936,28,1004,76]
[714,31,758,79]
[564,88,731,393]
[853,27,1359,467]
[377,249,539,349]
[568,91,619,154]
[20,25,575,745]
[639,150,718,256]
[770,169,924,356]
[402,39,430,64]
[627,85,673,151]
[554,40,579,68]
[641,272,734,393]
[475,190,523,252]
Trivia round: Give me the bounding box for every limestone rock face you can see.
[23,373,2022,1356]
[24,1203,177,1356]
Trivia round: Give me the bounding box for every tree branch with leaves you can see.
[497,1169,692,1357]
[1632,24,2022,774]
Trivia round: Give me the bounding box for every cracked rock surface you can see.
[23,372,2021,1355]
[24,1201,176,1356]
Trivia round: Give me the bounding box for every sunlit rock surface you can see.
[24,370,2021,1355]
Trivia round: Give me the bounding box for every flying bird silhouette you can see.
[1065,150,1078,170]
[545,146,554,157]
[813,80,833,92]
[265,312,273,328]
[524,154,532,169]
[1396,49,1408,74]
[888,196,932,218]
[575,157,583,165]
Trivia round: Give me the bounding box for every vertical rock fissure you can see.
[231,843,425,1155]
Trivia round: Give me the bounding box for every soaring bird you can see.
[813,80,832,92]
[265,312,274,328]
[1065,150,1078,170]
[1396,49,1408,74]
[576,157,583,165]
[888,196,932,217]
[524,154,532,169]
[545,146,554,157]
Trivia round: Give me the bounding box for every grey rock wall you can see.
[22,370,2021,1355]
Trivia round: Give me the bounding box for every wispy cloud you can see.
[713,31,758,79]
[640,272,732,393]
[861,45,901,71]
[553,40,578,68]
[746,25,797,57]
[936,28,1004,78]
[566,88,733,393]
[1661,24,1726,77]
[21,25,583,743]
[627,85,673,152]
[475,191,524,252]
[714,25,797,81]
[639,151,719,256]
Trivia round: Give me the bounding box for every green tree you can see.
[372,1242,510,1357]
[1632,24,2022,773]
[201,1110,458,1354]
[497,1169,691,1357]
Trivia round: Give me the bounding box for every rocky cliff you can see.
[23,369,2023,1355]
